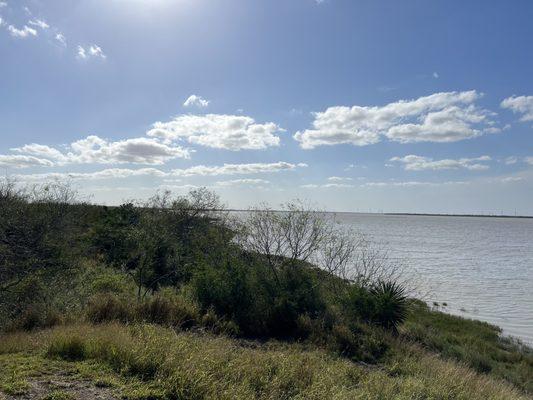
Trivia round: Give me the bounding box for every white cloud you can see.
[0,2,7,7]
[170,162,307,177]
[499,177,523,183]
[28,19,49,30]
[433,72,439,79]
[147,114,283,151]
[55,33,66,47]
[301,183,354,189]
[390,155,491,171]
[8,24,37,38]
[503,156,518,165]
[13,162,306,182]
[10,135,190,166]
[215,178,270,187]
[0,155,54,168]
[327,176,353,182]
[15,168,168,182]
[77,44,106,60]
[183,95,210,108]
[525,157,533,166]
[362,180,468,188]
[501,95,533,122]
[294,91,498,148]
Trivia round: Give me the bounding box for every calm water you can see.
[336,213,533,345]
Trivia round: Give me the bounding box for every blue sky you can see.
[1,0,533,213]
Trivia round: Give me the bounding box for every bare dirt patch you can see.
[0,374,118,400]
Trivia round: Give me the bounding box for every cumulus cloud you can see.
[183,95,210,108]
[501,95,533,122]
[77,44,106,60]
[147,114,283,151]
[7,24,37,38]
[14,162,306,182]
[294,91,498,148]
[9,135,190,167]
[390,155,491,171]
[0,155,55,168]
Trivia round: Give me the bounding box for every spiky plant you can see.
[370,280,408,333]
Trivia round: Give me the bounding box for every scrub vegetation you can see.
[0,179,531,399]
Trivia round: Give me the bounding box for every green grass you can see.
[0,322,529,400]
[402,301,533,393]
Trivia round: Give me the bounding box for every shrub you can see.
[193,261,254,331]
[86,294,133,324]
[193,261,327,338]
[6,307,63,332]
[343,281,408,333]
[86,291,201,329]
[137,290,200,328]
[370,281,408,332]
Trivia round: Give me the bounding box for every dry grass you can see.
[0,323,529,400]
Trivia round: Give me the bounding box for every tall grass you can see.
[0,323,521,400]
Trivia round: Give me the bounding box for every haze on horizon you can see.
[1,0,532,214]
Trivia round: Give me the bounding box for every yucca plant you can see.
[369,280,408,333]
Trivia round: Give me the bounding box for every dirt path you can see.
[0,374,118,400]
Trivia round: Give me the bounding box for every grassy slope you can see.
[1,322,530,400]
[403,302,533,393]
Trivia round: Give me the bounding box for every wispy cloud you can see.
[28,19,49,30]
[501,95,533,122]
[13,162,307,182]
[7,24,37,38]
[54,32,66,46]
[327,176,353,182]
[390,155,491,171]
[77,44,106,60]
[215,178,270,187]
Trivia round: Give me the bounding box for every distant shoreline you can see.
[384,212,533,219]
[226,210,533,219]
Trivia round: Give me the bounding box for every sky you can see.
[1,0,533,214]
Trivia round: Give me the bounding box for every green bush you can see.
[369,281,408,332]
[86,294,134,324]
[137,290,200,329]
[86,291,201,330]
[193,261,254,330]
[6,307,63,332]
[343,281,408,333]
[193,261,326,339]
